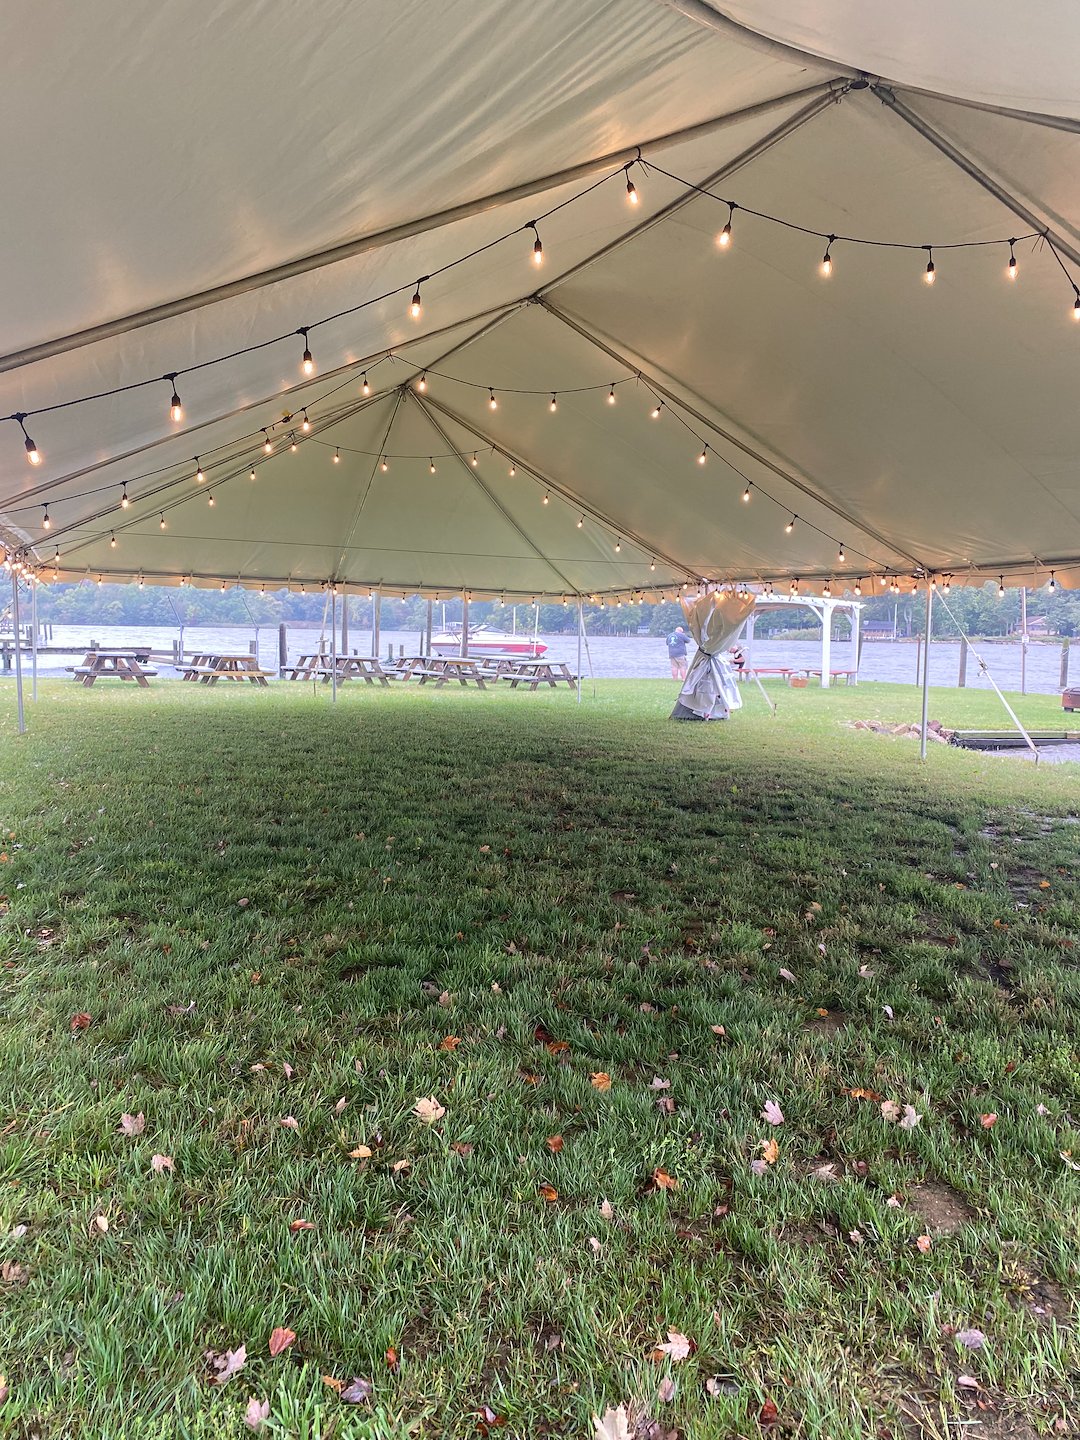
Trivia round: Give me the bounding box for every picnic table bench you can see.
[397,655,490,687]
[67,650,157,687]
[797,668,858,685]
[505,659,577,689]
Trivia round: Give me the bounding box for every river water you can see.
[13,623,1076,695]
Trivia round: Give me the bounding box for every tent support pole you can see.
[576,599,583,705]
[0,81,844,377]
[30,578,38,702]
[11,573,25,734]
[873,87,1080,270]
[919,582,933,761]
[330,588,338,703]
[820,599,831,687]
[538,298,928,574]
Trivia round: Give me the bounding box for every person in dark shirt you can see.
[666,625,691,680]
[729,644,747,676]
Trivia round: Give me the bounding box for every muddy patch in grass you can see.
[804,1010,849,1036]
[907,1180,974,1234]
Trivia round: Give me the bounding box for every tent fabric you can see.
[2,1,1080,599]
[671,590,753,720]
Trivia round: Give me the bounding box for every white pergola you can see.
[743,593,862,687]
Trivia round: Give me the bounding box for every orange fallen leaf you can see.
[590,1072,612,1092]
[759,1397,780,1428]
[438,1035,463,1052]
[538,1183,559,1203]
[289,1219,315,1233]
[348,1145,372,1159]
[651,1166,679,1191]
[70,1012,92,1031]
[847,1087,882,1102]
[1038,880,1052,889]
[916,1234,932,1253]
[268,1327,296,1357]
[546,1134,564,1154]
[760,1138,779,1165]
[980,1113,998,1129]
[322,1375,344,1393]
[385,1345,398,1372]
[450,1141,474,1157]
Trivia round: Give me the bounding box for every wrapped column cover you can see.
[671,590,756,720]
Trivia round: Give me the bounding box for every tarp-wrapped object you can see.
[671,590,755,720]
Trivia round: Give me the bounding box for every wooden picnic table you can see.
[797,668,858,685]
[505,659,577,690]
[69,649,157,687]
[182,652,273,686]
[319,655,395,686]
[283,651,327,680]
[397,654,490,687]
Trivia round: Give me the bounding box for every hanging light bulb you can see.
[651,401,663,419]
[110,533,117,548]
[549,393,557,412]
[697,446,708,465]
[577,514,584,528]
[417,372,427,392]
[823,580,832,598]
[1048,571,1057,591]
[262,430,273,454]
[821,235,835,277]
[789,577,799,594]
[998,575,1006,597]
[138,574,144,590]
[333,447,340,464]
[159,513,166,529]
[300,329,314,374]
[429,458,436,474]
[361,373,370,396]
[471,452,479,467]
[220,580,226,593]
[168,377,183,422]
[195,458,205,483]
[1007,241,1018,281]
[1073,290,1080,321]
[542,491,549,504]
[97,575,102,586]
[785,514,796,533]
[17,417,41,465]
[301,411,311,433]
[41,505,51,530]
[625,166,638,205]
[530,223,543,266]
[489,388,498,410]
[208,492,215,507]
[910,577,919,595]
[650,557,656,570]
[410,281,423,319]
[837,543,845,563]
[249,467,257,480]
[121,485,130,509]
[853,578,862,596]
[742,482,751,503]
[614,538,622,552]
[608,384,616,405]
[380,456,388,472]
[290,437,298,453]
[924,248,936,285]
[718,202,735,248]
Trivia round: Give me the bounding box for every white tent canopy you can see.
[3,0,1079,599]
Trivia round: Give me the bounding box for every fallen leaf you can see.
[322,1375,344,1393]
[439,1035,463,1052]
[476,1404,506,1434]
[762,1101,784,1126]
[438,990,453,1007]
[91,1213,109,1235]
[414,1096,445,1124]
[150,1153,174,1175]
[849,1087,882,1102]
[546,1134,564,1153]
[651,1166,679,1191]
[70,1012,92,1031]
[1,1261,26,1287]
[451,1141,474,1157]
[655,1329,692,1362]
[268,1327,296,1357]
[858,964,875,978]
[391,1158,410,1173]
[593,1406,631,1440]
[282,1062,294,1080]
[880,1100,902,1123]
[538,1183,559,1203]
[778,968,796,983]
[955,1328,985,1349]
[899,1104,922,1131]
[243,1396,270,1432]
[957,1375,982,1391]
[599,1198,614,1221]
[348,1145,372,1159]
[590,1072,612,1092]
[8,1225,26,1240]
[759,1397,780,1427]
[206,1343,246,1385]
[657,1376,676,1403]
[280,1116,299,1131]
[385,1344,399,1372]
[0,1375,7,1404]
[648,1077,671,1090]
[289,1219,315,1233]
[333,1096,348,1116]
[750,1159,769,1175]
[916,1234,932,1254]
[588,1235,602,1255]
[710,1024,727,1036]
[119,1112,145,1137]
[341,1376,373,1403]
[760,1138,779,1165]
[882,1005,894,1020]
[980,1113,998,1129]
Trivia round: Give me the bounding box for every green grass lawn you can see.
[0,678,1076,1440]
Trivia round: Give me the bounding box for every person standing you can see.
[666,624,691,680]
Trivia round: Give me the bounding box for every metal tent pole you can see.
[330,587,338,703]
[460,593,469,657]
[819,599,832,688]
[919,582,934,761]
[30,579,38,702]
[576,598,583,704]
[11,573,25,734]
